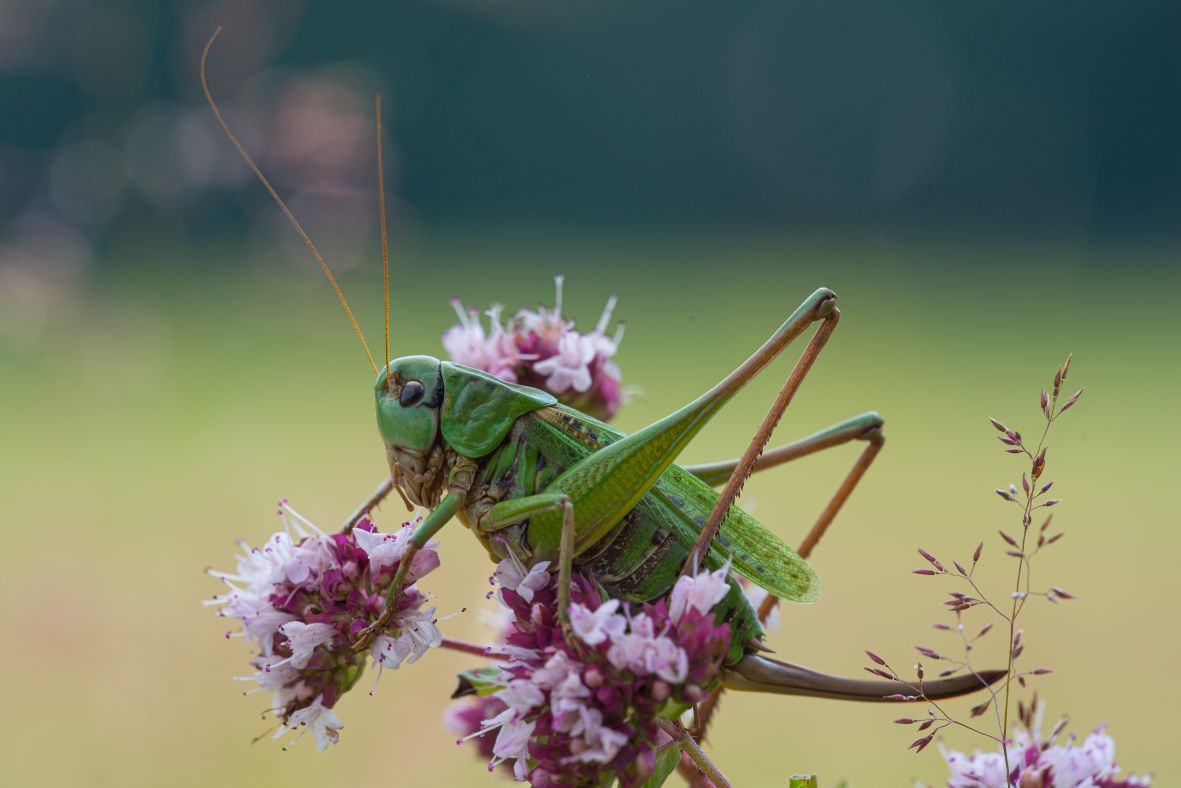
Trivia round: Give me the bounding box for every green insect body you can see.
[198,35,1004,709]
[373,296,833,671]
[466,404,771,666]
[370,291,1002,702]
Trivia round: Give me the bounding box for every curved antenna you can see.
[374,94,392,387]
[200,28,378,377]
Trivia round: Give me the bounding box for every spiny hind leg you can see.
[685,410,887,591]
[692,424,887,737]
[523,288,839,565]
[683,304,841,572]
[683,305,855,739]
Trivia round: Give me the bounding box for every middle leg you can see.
[686,411,888,610]
[684,411,883,487]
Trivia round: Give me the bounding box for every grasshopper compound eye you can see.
[399,380,425,406]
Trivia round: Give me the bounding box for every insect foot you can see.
[448,559,734,786]
[812,287,838,319]
[205,500,443,750]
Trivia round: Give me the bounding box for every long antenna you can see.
[200,28,379,377]
[375,94,392,387]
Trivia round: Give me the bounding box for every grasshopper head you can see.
[376,355,445,505]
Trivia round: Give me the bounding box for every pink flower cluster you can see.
[449,556,732,786]
[443,276,625,420]
[940,701,1152,787]
[206,500,442,750]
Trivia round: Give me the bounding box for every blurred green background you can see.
[2,2,1179,786]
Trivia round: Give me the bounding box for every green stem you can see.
[657,720,733,788]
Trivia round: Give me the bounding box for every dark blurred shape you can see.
[1,0,1179,274]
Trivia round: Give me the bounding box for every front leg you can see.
[351,491,462,653]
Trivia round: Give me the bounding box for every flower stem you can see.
[1001,416,1053,783]
[658,719,733,788]
[440,638,506,659]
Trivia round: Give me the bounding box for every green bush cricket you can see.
[200,28,1002,739]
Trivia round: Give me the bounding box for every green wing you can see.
[541,404,821,603]
[654,464,821,603]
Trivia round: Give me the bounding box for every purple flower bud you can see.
[917,549,945,572]
[894,718,915,725]
[999,530,1019,547]
[973,542,983,563]
[1061,387,1084,412]
[988,417,1008,432]
[1032,448,1048,479]
[865,650,887,666]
